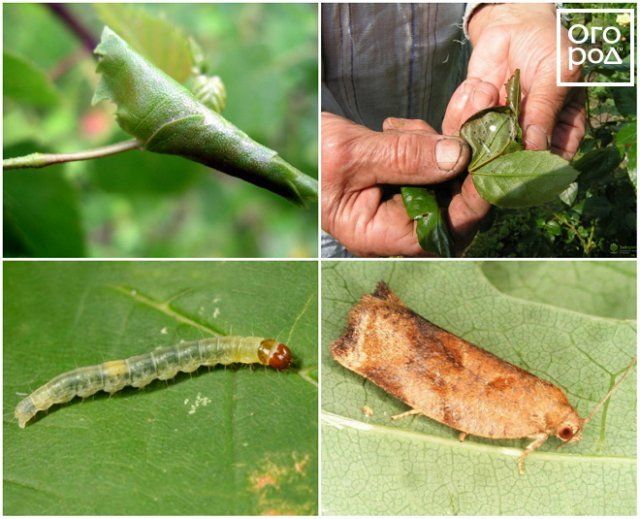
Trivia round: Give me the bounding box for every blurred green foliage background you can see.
[4,3,318,258]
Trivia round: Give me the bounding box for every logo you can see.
[557,8,635,86]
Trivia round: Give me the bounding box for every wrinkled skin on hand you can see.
[321,112,471,256]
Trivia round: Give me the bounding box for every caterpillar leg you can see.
[518,433,548,475]
[459,432,468,442]
[391,408,421,421]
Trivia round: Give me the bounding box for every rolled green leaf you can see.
[460,69,579,208]
[93,26,317,207]
[401,187,453,257]
[460,107,522,171]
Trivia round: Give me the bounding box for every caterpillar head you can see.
[258,339,292,370]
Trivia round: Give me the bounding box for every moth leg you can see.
[518,433,549,475]
[391,408,421,421]
[459,432,468,442]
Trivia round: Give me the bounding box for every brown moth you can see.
[330,281,636,474]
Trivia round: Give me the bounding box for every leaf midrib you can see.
[321,411,636,465]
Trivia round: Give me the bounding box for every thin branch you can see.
[46,4,98,53]
[3,140,142,170]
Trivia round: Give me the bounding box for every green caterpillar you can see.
[15,337,292,428]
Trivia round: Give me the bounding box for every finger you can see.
[521,68,572,151]
[466,27,510,86]
[550,90,586,160]
[361,194,427,257]
[551,108,586,160]
[447,174,491,245]
[442,78,500,135]
[382,117,436,133]
[345,130,470,187]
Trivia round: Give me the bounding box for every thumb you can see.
[350,118,469,187]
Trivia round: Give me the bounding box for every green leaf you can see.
[573,146,622,185]
[558,181,578,206]
[612,87,636,117]
[4,261,317,514]
[93,26,317,207]
[4,142,85,257]
[188,73,227,113]
[461,70,578,208]
[480,261,637,319]
[472,150,580,208]
[505,68,521,121]
[615,122,637,188]
[3,51,58,108]
[94,4,194,84]
[400,187,453,257]
[460,107,522,171]
[322,261,636,515]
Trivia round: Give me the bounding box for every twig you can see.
[3,140,142,170]
[46,4,98,53]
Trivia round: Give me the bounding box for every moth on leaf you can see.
[331,281,636,474]
[93,27,317,207]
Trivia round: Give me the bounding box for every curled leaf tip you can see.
[91,25,317,206]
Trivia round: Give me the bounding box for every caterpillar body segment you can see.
[15,337,292,428]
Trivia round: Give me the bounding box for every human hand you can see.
[466,3,586,159]
[439,3,587,246]
[321,112,470,256]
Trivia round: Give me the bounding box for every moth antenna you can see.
[584,357,636,425]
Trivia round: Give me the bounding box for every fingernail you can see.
[436,138,463,172]
[525,124,549,150]
[472,86,494,110]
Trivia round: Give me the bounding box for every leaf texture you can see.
[94,4,194,83]
[471,150,580,208]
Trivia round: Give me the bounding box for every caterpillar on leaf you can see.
[15,337,292,428]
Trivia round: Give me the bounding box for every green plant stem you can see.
[3,139,141,170]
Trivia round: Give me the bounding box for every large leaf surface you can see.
[4,262,317,514]
[322,261,636,515]
[481,261,636,320]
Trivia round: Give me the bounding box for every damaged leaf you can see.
[461,69,579,208]
[401,187,453,257]
[93,26,317,206]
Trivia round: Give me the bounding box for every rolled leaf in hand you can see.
[93,26,317,207]
[401,187,453,257]
[460,69,579,208]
